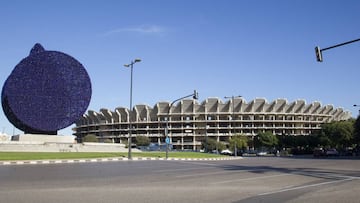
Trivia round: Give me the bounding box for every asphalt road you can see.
[0,157,360,203]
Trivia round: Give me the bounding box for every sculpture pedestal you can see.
[12,134,76,144]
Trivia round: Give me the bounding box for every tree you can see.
[216,141,226,152]
[277,134,292,149]
[316,131,331,147]
[334,120,354,147]
[320,120,354,148]
[255,131,278,149]
[354,116,360,145]
[83,134,98,142]
[202,138,217,152]
[202,138,225,153]
[135,136,150,146]
[229,134,248,152]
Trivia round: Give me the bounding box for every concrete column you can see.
[181,136,184,150]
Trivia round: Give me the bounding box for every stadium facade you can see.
[74,98,351,151]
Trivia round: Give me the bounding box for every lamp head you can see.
[134,58,141,63]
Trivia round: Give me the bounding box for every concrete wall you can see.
[0,142,140,152]
[0,134,141,152]
[12,134,76,143]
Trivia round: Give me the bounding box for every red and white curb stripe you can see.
[0,157,243,165]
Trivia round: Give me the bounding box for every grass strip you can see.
[0,152,224,161]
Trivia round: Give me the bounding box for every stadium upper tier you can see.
[78,98,350,124]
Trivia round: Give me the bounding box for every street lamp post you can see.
[224,95,242,157]
[124,58,141,160]
[165,90,199,159]
[205,124,209,153]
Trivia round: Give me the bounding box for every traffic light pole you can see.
[165,90,199,159]
[315,38,360,62]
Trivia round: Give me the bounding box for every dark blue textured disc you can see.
[1,43,92,134]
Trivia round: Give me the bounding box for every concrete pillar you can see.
[181,136,184,150]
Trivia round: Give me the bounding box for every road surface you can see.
[0,157,359,203]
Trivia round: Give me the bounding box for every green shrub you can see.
[83,134,98,142]
[103,139,113,143]
[135,136,150,146]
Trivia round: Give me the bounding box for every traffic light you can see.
[193,90,199,100]
[315,46,323,62]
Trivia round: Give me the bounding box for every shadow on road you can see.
[218,157,360,181]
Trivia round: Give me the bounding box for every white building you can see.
[0,133,11,141]
[74,98,351,151]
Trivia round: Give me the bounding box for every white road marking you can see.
[155,161,220,172]
[212,173,292,185]
[176,170,237,178]
[155,167,212,173]
[177,161,219,166]
[258,177,358,196]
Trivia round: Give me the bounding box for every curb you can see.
[0,157,243,166]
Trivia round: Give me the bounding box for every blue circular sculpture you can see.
[1,43,92,135]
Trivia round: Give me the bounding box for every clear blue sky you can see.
[0,0,359,136]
